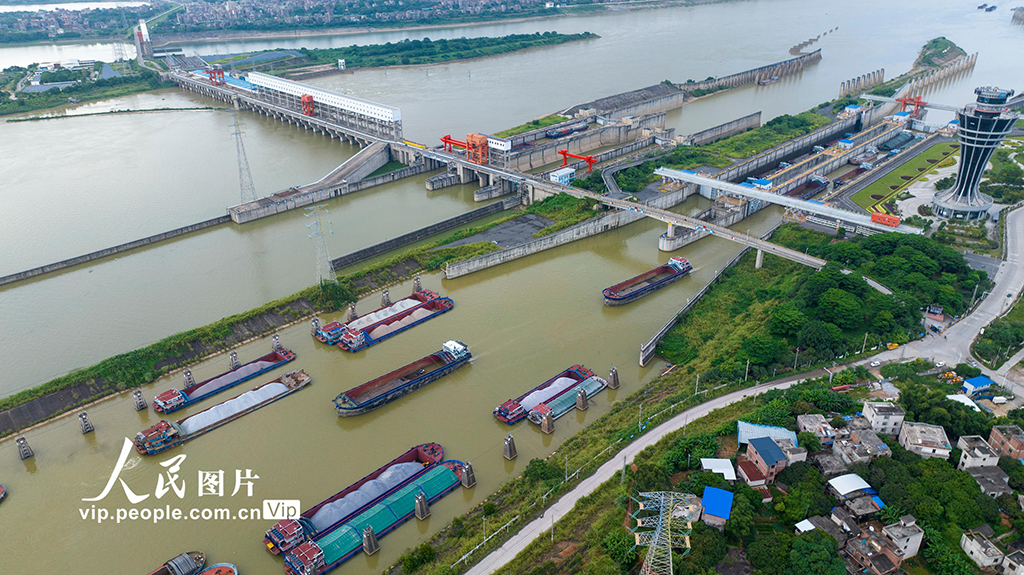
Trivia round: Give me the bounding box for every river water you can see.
[0,0,1020,572]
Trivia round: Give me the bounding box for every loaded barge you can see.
[135,370,311,455]
[602,257,692,305]
[314,289,454,352]
[494,365,595,424]
[785,176,829,201]
[264,443,446,555]
[546,120,588,139]
[153,343,296,413]
[832,167,868,188]
[527,374,608,424]
[149,552,205,575]
[334,341,471,416]
[284,458,470,575]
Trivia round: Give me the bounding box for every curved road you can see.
[466,373,814,575]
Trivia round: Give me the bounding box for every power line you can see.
[232,109,257,205]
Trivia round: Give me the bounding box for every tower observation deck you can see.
[933,86,1018,220]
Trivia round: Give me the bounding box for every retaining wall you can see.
[505,114,666,171]
[444,188,686,279]
[659,205,746,251]
[474,184,511,202]
[607,91,690,120]
[330,201,509,270]
[678,49,822,93]
[0,216,230,288]
[683,112,762,146]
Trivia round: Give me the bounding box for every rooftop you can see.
[738,460,765,482]
[831,507,862,536]
[814,453,849,476]
[902,422,951,450]
[969,467,1011,493]
[807,515,849,548]
[946,395,981,412]
[847,495,881,516]
[883,515,924,541]
[749,437,786,466]
[965,375,995,389]
[702,486,734,520]
[848,531,900,573]
[738,420,798,446]
[994,425,1024,443]
[829,473,871,496]
[700,458,737,482]
[964,532,1003,559]
[958,435,996,458]
[864,401,906,416]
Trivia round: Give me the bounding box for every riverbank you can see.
[4,105,222,122]
[0,68,171,117]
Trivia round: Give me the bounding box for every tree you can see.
[602,528,638,567]
[797,431,821,453]
[678,522,726,574]
[725,493,756,543]
[817,288,863,329]
[770,304,807,336]
[747,531,793,575]
[632,461,671,492]
[784,530,845,575]
[742,334,786,366]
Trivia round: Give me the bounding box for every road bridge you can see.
[652,167,924,234]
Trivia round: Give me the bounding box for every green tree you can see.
[725,493,756,543]
[784,530,845,575]
[769,304,807,336]
[747,531,793,575]
[602,528,638,567]
[817,288,863,329]
[797,431,821,453]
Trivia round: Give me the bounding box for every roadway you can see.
[465,373,814,575]
[869,204,1024,387]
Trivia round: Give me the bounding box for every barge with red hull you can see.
[602,257,692,306]
[314,289,454,352]
[153,343,296,413]
[135,370,311,455]
[283,458,470,575]
[334,341,471,416]
[494,365,595,424]
[263,443,446,555]
[149,552,206,575]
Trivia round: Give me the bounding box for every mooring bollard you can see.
[79,411,95,434]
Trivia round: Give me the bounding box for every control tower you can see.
[933,86,1018,220]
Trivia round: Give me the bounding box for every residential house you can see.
[898,421,952,459]
[797,413,836,446]
[847,529,904,575]
[748,437,788,484]
[957,435,999,470]
[990,425,1024,459]
[863,401,906,435]
[834,428,891,466]
[814,453,849,477]
[1003,550,1024,575]
[969,466,1012,497]
[882,515,924,559]
[795,515,849,549]
[961,531,1004,568]
[776,438,807,464]
[830,507,861,538]
[700,486,733,529]
[962,375,995,396]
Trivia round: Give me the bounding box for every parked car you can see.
[870,361,881,367]
[935,361,946,368]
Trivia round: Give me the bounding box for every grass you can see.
[494,114,568,138]
[850,142,959,210]
[704,112,831,159]
[367,160,407,178]
[915,36,966,68]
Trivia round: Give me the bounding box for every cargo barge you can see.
[334,341,471,417]
[283,459,469,575]
[832,167,868,188]
[545,120,588,139]
[314,289,454,352]
[785,177,828,201]
[153,344,296,413]
[149,552,206,575]
[758,76,780,86]
[602,257,692,305]
[135,370,311,455]
[527,375,608,424]
[264,443,446,555]
[494,365,595,424]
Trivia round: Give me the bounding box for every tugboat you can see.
[758,76,780,86]
[200,564,238,575]
[149,552,206,575]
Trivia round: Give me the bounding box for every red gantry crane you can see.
[558,149,597,172]
[207,67,225,86]
[440,134,489,165]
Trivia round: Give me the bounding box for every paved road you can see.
[869,205,1024,386]
[465,373,816,575]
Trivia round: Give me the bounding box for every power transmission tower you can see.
[112,41,130,74]
[232,110,257,204]
[630,492,699,575]
[306,205,337,286]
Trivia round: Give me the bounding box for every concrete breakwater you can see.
[682,112,761,147]
[0,215,231,288]
[330,200,511,270]
[678,49,822,93]
[443,188,686,279]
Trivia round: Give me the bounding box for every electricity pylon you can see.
[305,205,337,286]
[232,109,257,204]
[630,492,699,575]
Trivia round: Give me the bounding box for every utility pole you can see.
[793,348,800,370]
[232,110,257,205]
[745,358,750,382]
[306,205,338,287]
[970,284,980,308]
[861,332,869,354]
[694,374,699,396]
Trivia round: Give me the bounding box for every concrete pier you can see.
[503,433,518,461]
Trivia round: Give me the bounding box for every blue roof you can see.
[871,495,886,509]
[702,486,734,520]
[739,182,755,188]
[737,421,798,446]
[894,111,911,117]
[839,138,855,144]
[753,178,772,185]
[965,376,995,388]
[749,437,786,466]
